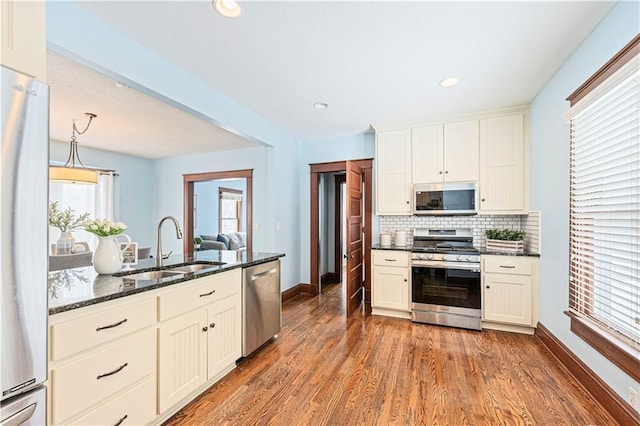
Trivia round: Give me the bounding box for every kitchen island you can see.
[47,250,284,426]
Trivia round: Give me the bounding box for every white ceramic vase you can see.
[93,234,132,274]
[56,231,76,255]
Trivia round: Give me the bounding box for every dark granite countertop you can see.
[371,244,413,251]
[48,250,285,315]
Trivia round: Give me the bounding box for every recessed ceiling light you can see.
[440,77,459,87]
[314,102,329,109]
[213,0,241,18]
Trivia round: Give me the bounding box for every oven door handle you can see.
[412,261,480,272]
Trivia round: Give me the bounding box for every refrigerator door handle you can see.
[0,402,37,426]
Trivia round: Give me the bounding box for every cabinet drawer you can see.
[69,376,156,426]
[158,269,241,321]
[372,250,410,267]
[51,329,156,424]
[51,297,156,361]
[483,256,533,275]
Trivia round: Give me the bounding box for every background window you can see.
[219,187,243,234]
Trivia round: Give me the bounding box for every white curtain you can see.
[49,171,116,252]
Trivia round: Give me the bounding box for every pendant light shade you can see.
[50,113,98,185]
[49,164,98,185]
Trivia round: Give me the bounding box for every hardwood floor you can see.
[164,282,617,425]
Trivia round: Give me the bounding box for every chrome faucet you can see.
[156,216,183,268]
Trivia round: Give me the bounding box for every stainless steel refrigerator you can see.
[0,65,49,425]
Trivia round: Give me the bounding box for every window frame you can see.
[218,187,243,234]
[564,33,640,383]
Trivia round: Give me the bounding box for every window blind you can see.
[566,55,640,350]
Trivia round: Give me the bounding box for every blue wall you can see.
[194,179,246,237]
[298,133,376,282]
[49,140,156,248]
[530,1,639,404]
[47,2,302,290]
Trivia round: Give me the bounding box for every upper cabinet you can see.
[478,113,528,214]
[412,120,479,184]
[374,106,529,216]
[376,129,412,215]
[0,0,46,78]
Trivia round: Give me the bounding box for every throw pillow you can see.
[216,233,230,249]
[223,233,241,250]
[200,235,217,241]
[234,232,246,248]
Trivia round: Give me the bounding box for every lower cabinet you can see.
[48,268,243,425]
[158,309,208,412]
[481,255,539,333]
[371,250,411,319]
[48,297,158,425]
[157,268,242,414]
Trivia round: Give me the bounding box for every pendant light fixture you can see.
[49,113,98,185]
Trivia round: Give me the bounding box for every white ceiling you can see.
[54,0,615,156]
[47,51,258,159]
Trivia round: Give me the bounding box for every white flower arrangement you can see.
[83,219,128,237]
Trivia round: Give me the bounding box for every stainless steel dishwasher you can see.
[242,260,281,357]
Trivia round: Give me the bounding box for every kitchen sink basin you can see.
[121,270,184,280]
[167,262,225,273]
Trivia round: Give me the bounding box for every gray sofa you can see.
[200,232,247,251]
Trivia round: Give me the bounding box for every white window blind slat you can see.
[567,54,640,350]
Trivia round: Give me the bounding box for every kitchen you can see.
[1,1,639,425]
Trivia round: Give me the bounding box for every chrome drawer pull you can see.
[96,362,128,380]
[96,318,128,332]
[384,258,397,262]
[199,289,216,297]
[114,414,128,426]
[499,265,516,269]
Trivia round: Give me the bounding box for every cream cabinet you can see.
[481,255,538,334]
[375,129,412,215]
[49,266,248,425]
[412,120,479,184]
[479,113,528,213]
[48,295,157,425]
[0,0,46,78]
[157,268,242,413]
[371,250,411,319]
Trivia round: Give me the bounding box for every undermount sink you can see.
[166,262,226,273]
[121,270,184,281]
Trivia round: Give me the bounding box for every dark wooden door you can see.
[345,161,364,316]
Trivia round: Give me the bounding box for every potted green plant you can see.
[49,201,90,255]
[194,237,203,249]
[485,228,526,253]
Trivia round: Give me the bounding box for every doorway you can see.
[183,169,253,254]
[317,173,346,291]
[310,159,373,316]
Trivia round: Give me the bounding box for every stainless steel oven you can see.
[411,229,482,330]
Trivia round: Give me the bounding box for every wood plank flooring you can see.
[164,282,617,425]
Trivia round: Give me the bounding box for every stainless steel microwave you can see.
[413,182,477,215]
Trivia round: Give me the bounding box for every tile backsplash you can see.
[379,212,541,253]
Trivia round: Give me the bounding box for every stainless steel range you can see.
[411,229,482,330]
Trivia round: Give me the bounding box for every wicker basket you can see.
[486,239,524,254]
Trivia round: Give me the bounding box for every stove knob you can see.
[441,255,447,261]
[427,254,434,260]
[456,255,462,261]
[418,254,426,260]
[466,256,472,261]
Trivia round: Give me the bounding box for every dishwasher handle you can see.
[250,268,277,281]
